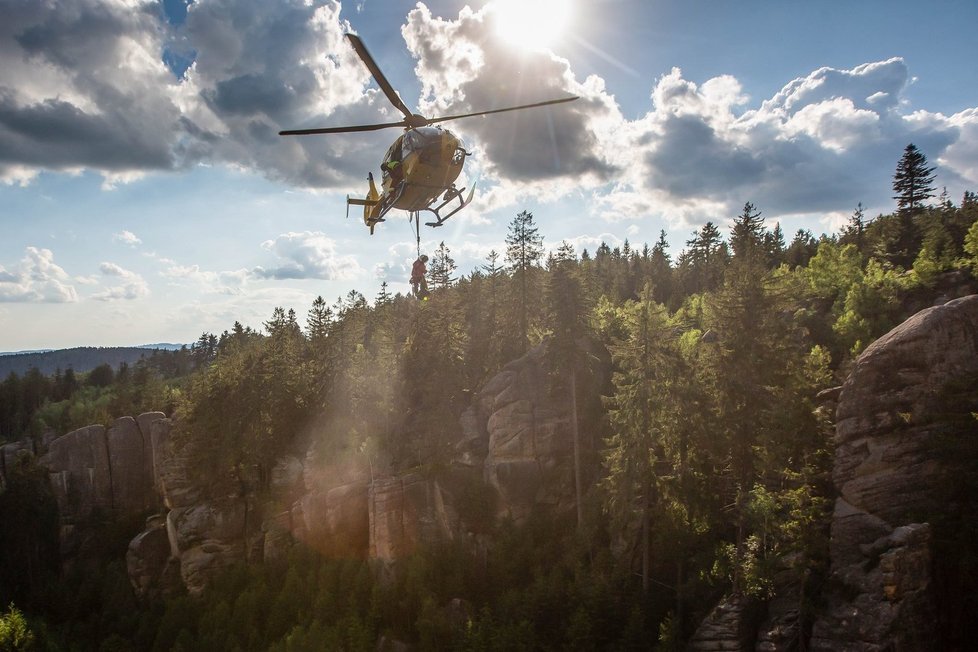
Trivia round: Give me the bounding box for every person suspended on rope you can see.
[410,254,429,299]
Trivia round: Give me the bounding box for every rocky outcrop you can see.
[295,482,369,558]
[810,295,978,650]
[0,439,36,490]
[688,594,761,652]
[460,342,580,523]
[126,514,181,601]
[143,418,258,595]
[40,413,164,526]
[124,339,601,597]
[369,473,455,563]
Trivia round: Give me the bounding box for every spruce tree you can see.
[729,201,766,262]
[892,143,936,215]
[428,241,457,290]
[505,210,544,353]
[546,243,589,529]
[306,296,333,343]
[649,230,674,306]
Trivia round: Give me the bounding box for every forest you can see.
[2,145,978,650]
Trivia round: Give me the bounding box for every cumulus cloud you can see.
[91,261,149,301]
[0,0,186,183]
[402,3,619,186]
[2,0,975,227]
[0,0,394,187]
[596,57,978,228]
[113,230,142,246]
[253,231,362,280]
[161,262,248,295]
[0,247,78,302]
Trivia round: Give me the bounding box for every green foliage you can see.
[833,258,915,355]
[892,143,936,215]
[0,452,59,609]
[6,192,975,651]
[964,219,978,273]
[0,604,36,651]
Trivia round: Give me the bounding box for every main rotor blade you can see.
[279,121,408,136]
[426,96,580,124]
[345,33,414,121]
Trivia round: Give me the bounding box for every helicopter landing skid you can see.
[423,183,476,227]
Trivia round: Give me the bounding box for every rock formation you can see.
[125,339,592,596]
[38,413,164,558]
[810,294,978,650]
[688,295,978,650]
[460,341,582,523]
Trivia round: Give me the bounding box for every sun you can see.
[491,0,574,51]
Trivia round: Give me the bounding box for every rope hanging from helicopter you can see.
[410,211,421,258]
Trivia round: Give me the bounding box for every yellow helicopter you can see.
[280,34,578,235]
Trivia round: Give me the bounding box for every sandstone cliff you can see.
[687,294,978,651]
[120,339,592,597]
[38,413,164,558]
[810,294,978,650]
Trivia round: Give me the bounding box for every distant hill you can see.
[0,344,186,377]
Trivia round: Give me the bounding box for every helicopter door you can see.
[382,136,404,186]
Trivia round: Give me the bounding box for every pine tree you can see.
[192,332,218,367]
[505,210,545,353]
[649,230,674,306]
[785,229,819,269]
[708,231,792,593]
[841,203,866,253]
[892,143,936,215]
[764,222,786,268]
[679,221,728,295]
[470,250,506,378]
[428,241,457,290]
[306,296,333,343]
[546,243,589,529]
[603,286,691,595]
[729,202,766,262]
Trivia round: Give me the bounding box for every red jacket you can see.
[411,258,426,283]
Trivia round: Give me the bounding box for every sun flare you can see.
[491,0,573,51]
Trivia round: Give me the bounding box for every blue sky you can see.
[1,0,976,351]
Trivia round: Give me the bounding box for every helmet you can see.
[420,255,429,262]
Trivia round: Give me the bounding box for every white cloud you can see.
[112,230,142,246]
[939,108,978,185]
[402,2,620,188]
[91,261,149,301]
[254,231,363,280]
[0,0,392,188]
[2,1,975,227]
[0,0,187,181]
[161,262,249,295]
[783,98,881,152]
[0,247,78,302]
[594,57,977,229]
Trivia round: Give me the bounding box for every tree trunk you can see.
[642,476,650,595]
[676,558,684,633]
[571,371,582,530]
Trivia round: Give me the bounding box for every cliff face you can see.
[120,339,587,596]
[459,341,580,523]
[810,295,978,650]
[687,295,978,651]
[37,414,164,557]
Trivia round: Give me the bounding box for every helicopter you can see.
[279,33,578,235]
